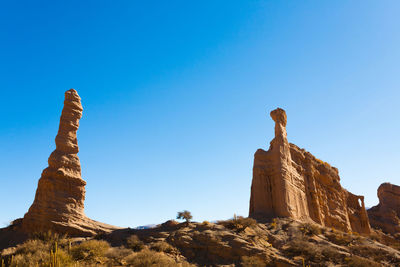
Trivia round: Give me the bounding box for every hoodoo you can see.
[21,89,117,237]
[249,108,371,234]
[368,183,400,234]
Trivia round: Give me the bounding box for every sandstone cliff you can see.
[249,108,371,234]
[21,89,118,237]
[368,183,400,235]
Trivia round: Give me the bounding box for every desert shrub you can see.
[10,239,73,267]
[70,239,110,261]
[267,218,285,231]
[350,245,399,264]
[126,235,145,251]
[150,241,175,253]
[11,242,49,267]
[285,239,342,263]
[14,239,50,255]
[241,255,267,267]
[11,249,73,267]
[320,246,342,263]
[31,230,66,244]
[285,239,322,262]
[345,255,381,267]
[219,215,257,232]
[326,231,354,246]
[299,223,321,236]
[125,249,176,266]
[105,246,133,260]
[369,231,381,242]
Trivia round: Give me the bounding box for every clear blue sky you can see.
[1,1,399,228]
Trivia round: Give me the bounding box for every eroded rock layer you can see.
[21,89,117,237]
[368,183,400,235]
[249,108,371,234]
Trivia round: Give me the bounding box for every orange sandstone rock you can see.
[368,183,400,235]
[21,89,118,237]
[249,108,370,234]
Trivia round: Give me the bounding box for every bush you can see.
[125,249,176,266]
[126,235,145,251]
[125,249,196,267]
[105,246,133,260]
[241,255,267,267]
[285,238,344,264]
[31,230,66,243]
[150,241,175,253]
[285,239,323,262]
[219,215,257,232]
[299,223,321,236]
[14,239,50,255]
[326,231,354,246]
[321,246,342,262]
[10,239,73,267]
[70,239,110,261]
[350,245,399,264]
[11,249,73,267]
[345,255,381,267]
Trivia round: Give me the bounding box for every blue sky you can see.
[1,1,399,227]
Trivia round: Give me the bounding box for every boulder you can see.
[368,183,400,235]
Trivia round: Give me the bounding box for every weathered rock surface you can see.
[104,221,296,266]
[249,108,371,234]
[101,218,400,267]
[21,89,118,237]
[368,183,400,235]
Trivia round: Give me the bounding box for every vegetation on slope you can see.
[1,217,400,267]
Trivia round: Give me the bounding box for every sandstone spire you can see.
[250,108,309,220]
[22,89,117,237]
[249,108,371,234]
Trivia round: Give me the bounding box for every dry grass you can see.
[325,230,358,246]
[285,239,323,262]
[125,249,195,267]
[285,238,342,264]
[350,245,399,265]
[70,239,110,261]
[241,255,267,267]
[218,215,257,232]
[105,246,133,260]
[345,255,381,267]
[9,239,74,267]
[299,222,321,236]
[126,234,145,252]
[150,241,175,253]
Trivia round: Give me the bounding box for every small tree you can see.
[176,210,192,223]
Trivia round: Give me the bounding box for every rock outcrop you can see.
[368,183,400,235]
[21,89,117,237]
[249,108,371,234]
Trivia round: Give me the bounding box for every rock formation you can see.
[21,89,117,237]
[249,108,371,234]
[368,183,400,235]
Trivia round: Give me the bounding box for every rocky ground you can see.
[1,217,400,266]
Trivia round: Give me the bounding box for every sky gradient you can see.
[1,1,399,227]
